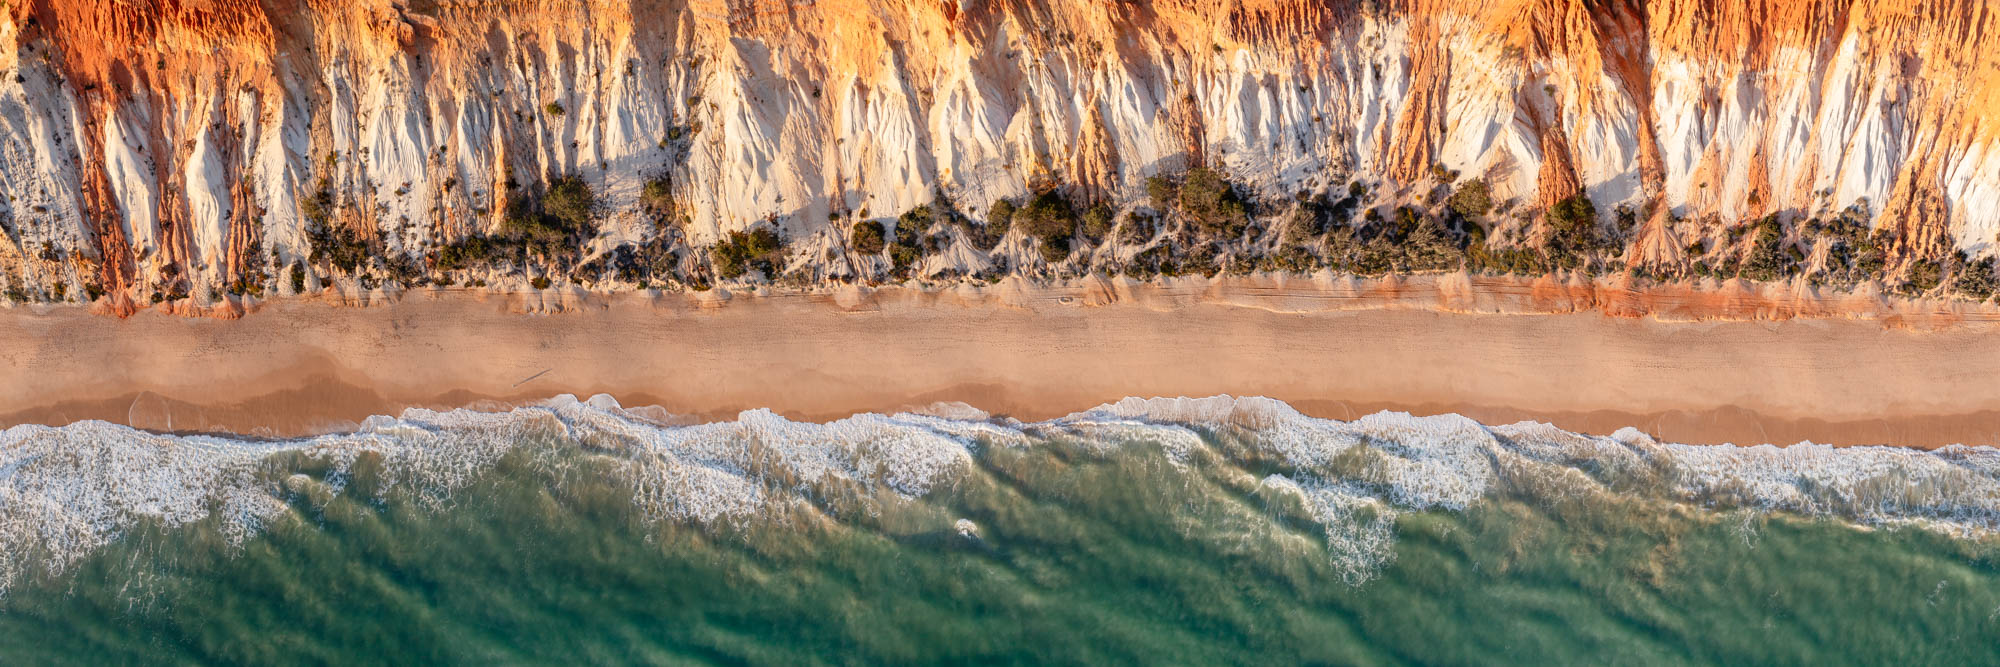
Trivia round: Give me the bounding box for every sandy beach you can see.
[2,273,1998,447]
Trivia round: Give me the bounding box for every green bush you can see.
[1179,167,1248,238]
[1955,257,1997,299]
[892,244,922,274]
[1038,236,1071,263]
[500,206,571,247]
[436,236,496,271]
[495,175,597,266]
[712,228,785,279]
[299,177,335,230]
[1402,215,1462,271]
[1012,190,1082,263]
[543,175,596,231]
[641,178,674,213]
[1081,203,1115,242]
[1016,190,1076,241]
[1544,193,1601,270]
[1119,211,1156,245]
[898,205,937,240]
[298,175,372,272]
[1738,215,1796,282]
[1903,258,1943,295]
[851,220,886,255]
[987,199,1016,237]
[289,263,306,293]
[1146,176,1179,211]
[307,222,370,273]
[1283,200,1325,245]
[544,101,566,118]
[1446,179,1492,220]
[531,276,553,289]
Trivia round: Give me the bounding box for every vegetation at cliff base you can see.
[712,227,785,280]
[1015,190,1078,263]
[1169,168,1250,239]
[851,220,886,255]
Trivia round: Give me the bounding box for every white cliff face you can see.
[0,0,1994,306]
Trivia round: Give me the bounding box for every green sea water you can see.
[2,396,1997,664]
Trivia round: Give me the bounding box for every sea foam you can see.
[2,394,1998,593]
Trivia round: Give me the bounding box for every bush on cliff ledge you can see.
[1178,167,1249,239]
[712,227,785,280]
[851,220,887,255]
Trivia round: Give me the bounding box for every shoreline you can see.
[4,273,2000,447]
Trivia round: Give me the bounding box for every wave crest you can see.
[3,394,1999,593]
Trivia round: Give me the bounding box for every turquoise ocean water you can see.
[1,395,1997,663]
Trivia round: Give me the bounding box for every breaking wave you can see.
[3,394,1999,594]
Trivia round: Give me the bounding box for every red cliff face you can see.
[0,0,1995,305]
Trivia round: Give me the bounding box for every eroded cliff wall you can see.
[1,0,1996,306]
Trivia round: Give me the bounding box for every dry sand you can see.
[3,274,1999,447]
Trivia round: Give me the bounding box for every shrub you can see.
[1013,190,1082,262]
[289,263,306,293]
[306,221,370,273]
[1955,257,1997,299]
[1016,190,1076,241]
[1146,176,1179,211]
[898,205,937,240]
[891,244,922,274]
[226,276,266,298]
[987,199,1016,237]
[1854,230,1891,278]
[544,101,566,118]
[1544,193,1601,270]
[1119,211,1156,245]
[1179,167,1248,238]
[1403,215,1462,271]
[543,174,596,231]
[1081,203,1116,242]
[1284,201,1324,245]
[383,254,423,286]
[298,176,368,271]
[299,177,335,230]
[1038,236,1071,263]
[84,282,106,301]
[641,178,674,213]
[596,244,648,284]
[436,236,495,271]
[1548,194,1597,244]
[851,220,887,254]
[1739,214,1795,282]
[1446,179,1492,220]
[500,205,571,247]
[1613,205,1640,243]
[531,276,553,289]
[1389,206,1424,243]
[712,227,785,279]
[497,175,597,265]
[1903,258,1943,295]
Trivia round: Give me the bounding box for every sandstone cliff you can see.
[0,0,1996,308]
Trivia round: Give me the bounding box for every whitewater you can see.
[5,394,1999,597]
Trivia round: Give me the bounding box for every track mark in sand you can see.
[512,369,552,388]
